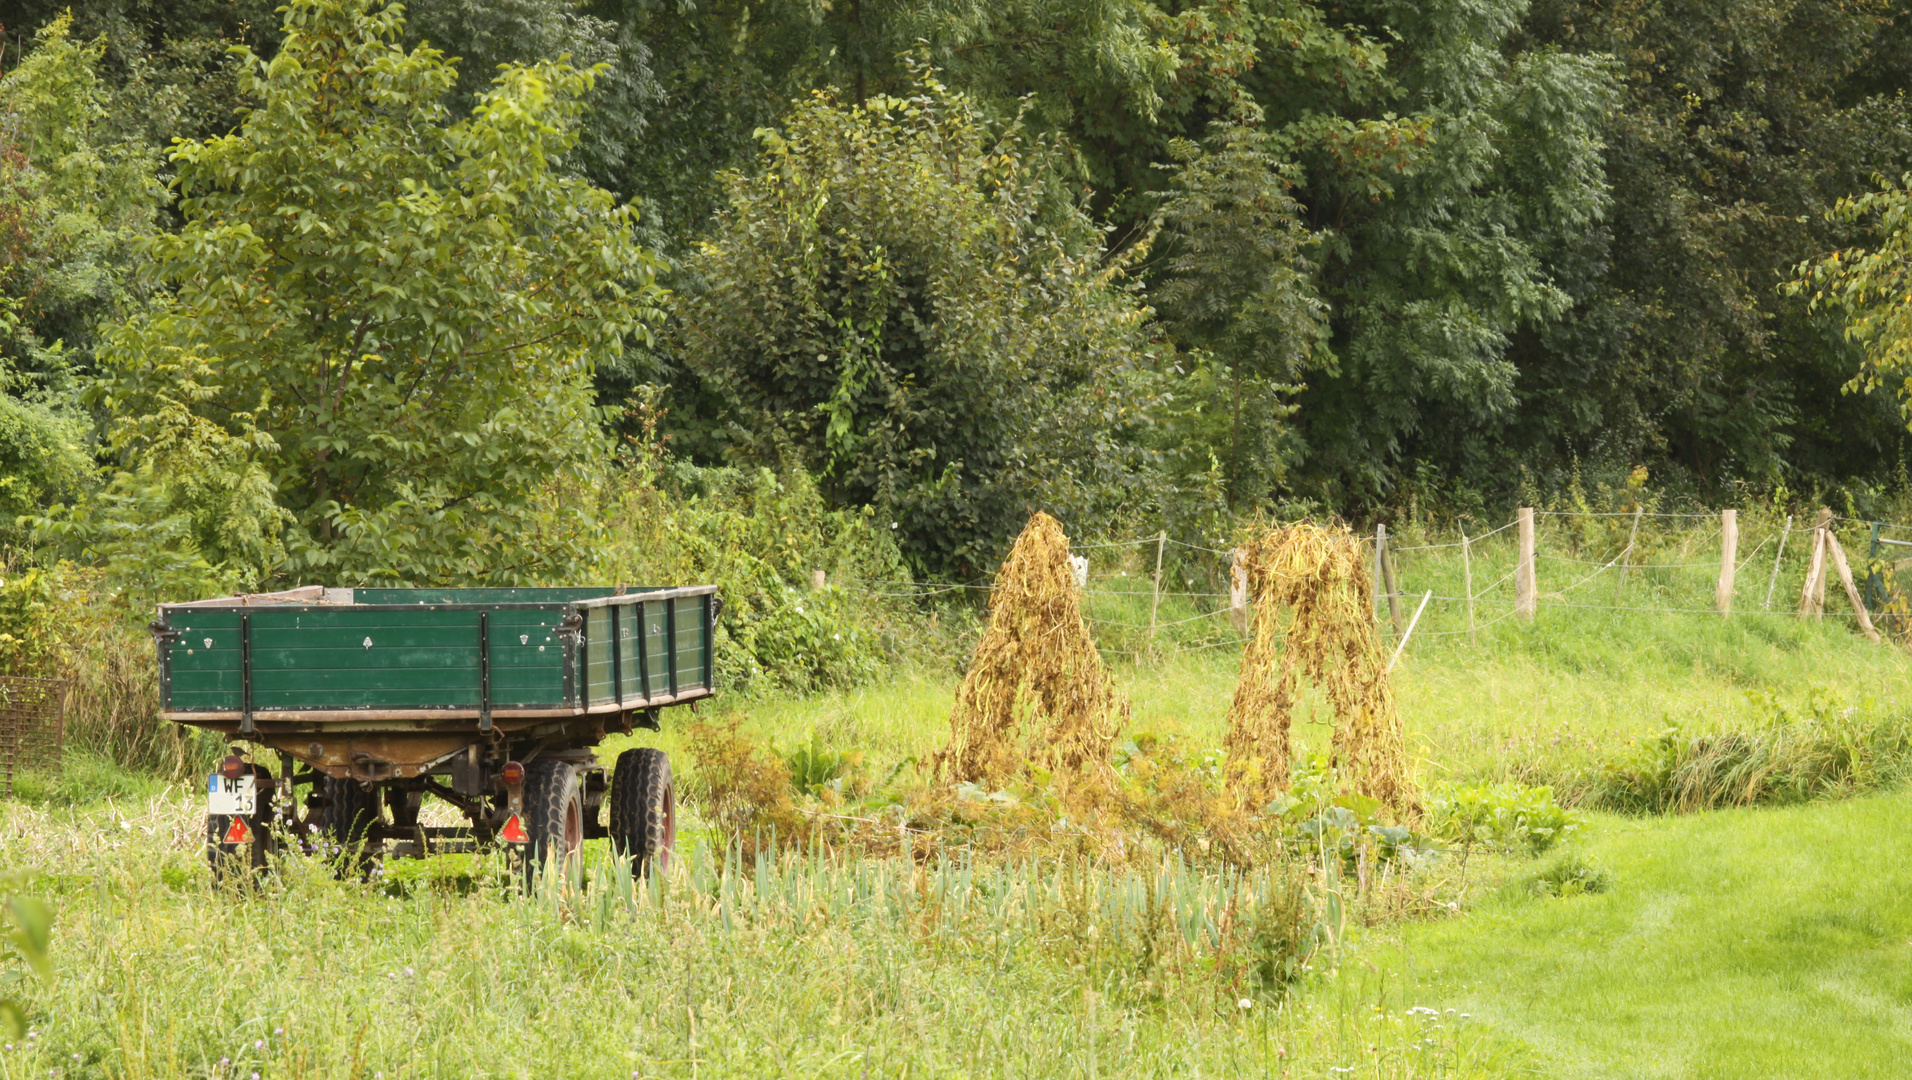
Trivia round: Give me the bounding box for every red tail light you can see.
[220,755,246,780]
[501,761,524,787]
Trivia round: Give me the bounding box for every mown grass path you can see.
[1388,792,1912,1078]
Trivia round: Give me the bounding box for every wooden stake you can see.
[1616,504,1643,598]
[1227,549,1248,634]
[1825,532,1883,643]
[1373,524,1386,624]
[1764,515,1791,611]
[1515,508,1537,621]
[1716,509,1737,615]
[1148,530,1165,645]
[1800,508,1831,616]
[1380,532,1404,635]
[1461,528,1475,642]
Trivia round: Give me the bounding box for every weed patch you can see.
[1584,693,1912,813]
[1426,782,1581,855]
[1527,853,1610,898]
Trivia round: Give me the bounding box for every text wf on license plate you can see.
[207,772,257,817]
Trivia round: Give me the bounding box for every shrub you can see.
[0,561,211,776]
[672,66,1161,579]
[682,717,806,852]
[575,397,927,694]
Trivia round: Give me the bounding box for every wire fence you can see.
[839,508,1912,662]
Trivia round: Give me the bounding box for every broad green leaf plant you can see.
[95,0,665,586]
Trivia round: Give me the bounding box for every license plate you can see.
[207,773,257,817]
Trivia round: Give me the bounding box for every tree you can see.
[1503,0,1912,495]
[95,0,665,585]
[1792,174,1912,426]
[0,14,161,383]
[0,16,161,544]
[673,72,1161,576]
[1151,122,1327,508]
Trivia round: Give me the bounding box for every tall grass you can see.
[0,791,1535,1079]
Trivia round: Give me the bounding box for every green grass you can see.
[5,518,1910,1078]
[1381,793,1912,1078]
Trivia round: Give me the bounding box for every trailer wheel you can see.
[609,748,675,876]
[523,760,584,883]
[207,763,276,884]
[319,777,381,876]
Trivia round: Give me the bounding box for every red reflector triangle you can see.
[501,813,528,844]
[223,817,254,844]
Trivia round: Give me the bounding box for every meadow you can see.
[1,514,1908,1079]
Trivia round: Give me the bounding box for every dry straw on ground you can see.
[1223,523,1419,821]
[932,512,1124,793]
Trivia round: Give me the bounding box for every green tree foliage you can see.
[583,0,1175,243]
[674,73,1160,575]
[0,17,161,544]
[1277,1,1617,505]
[93,0,665,585]
[1792,174,1912,425]
[399,0,658,190]
[1151,123,1327,508]
[1503,0,1912,492]
[0,15,161,379]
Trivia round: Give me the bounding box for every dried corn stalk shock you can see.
[932,512,1126,797]
[1224,523,1420,822]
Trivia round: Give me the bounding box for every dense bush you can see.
[543,397,935,693]
[671,69,1162,578]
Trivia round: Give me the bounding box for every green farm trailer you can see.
[152,585,719,879]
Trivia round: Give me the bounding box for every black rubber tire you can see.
[318,777,382,876]
[206,763,276,884]
[609,748,675,876]
[523,759,584,884]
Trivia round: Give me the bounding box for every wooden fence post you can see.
[1616,504,1643,598]
[1764,515,1791,611]
[1800,508,1831,616]
[1381,538,1404,636]
[1228,549,1249,634]
[1515,508,1537,621]
[1148,530,1166,645]
[1373,523,1390,629]
[1461,528,1475,642]
[1716,509,1738,615]
[1824,532,1883,643]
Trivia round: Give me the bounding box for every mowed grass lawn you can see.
[1385,792,1912,1078]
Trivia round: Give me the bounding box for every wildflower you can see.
[1237,998,1253,1010]
[273,1028,283,1036]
